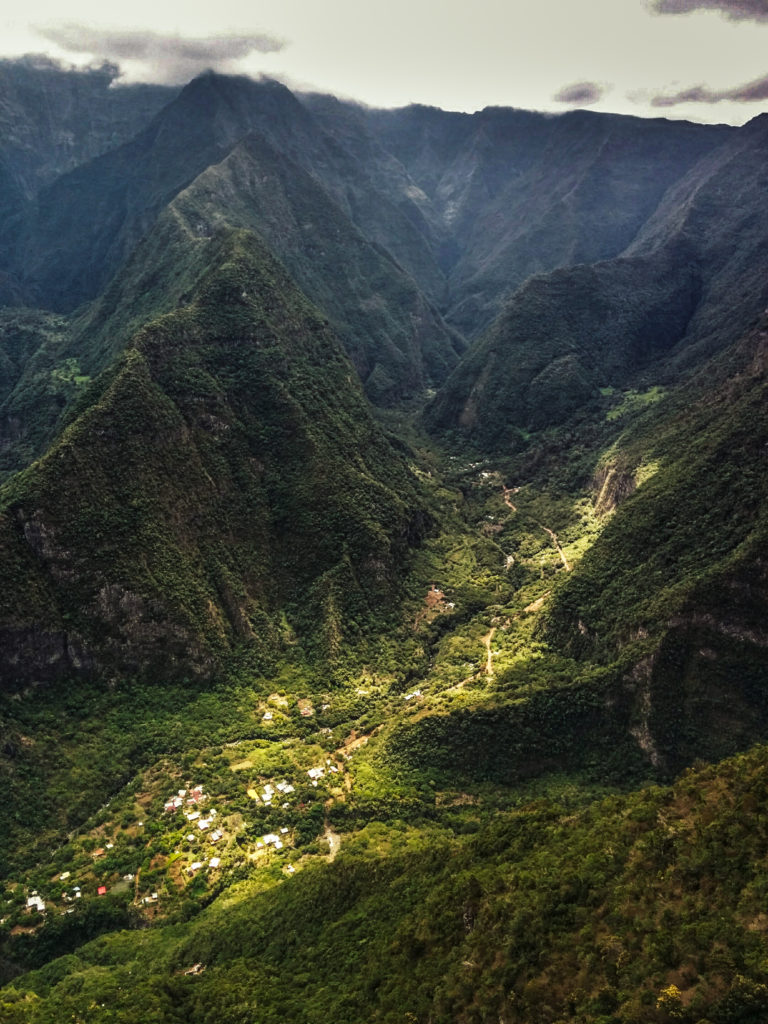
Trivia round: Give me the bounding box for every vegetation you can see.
[1,62,767,1024]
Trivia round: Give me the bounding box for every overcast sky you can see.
[2,0,767,124]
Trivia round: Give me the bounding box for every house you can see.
[92,848,105,859]
[263,711,273,721]
[286,864,296,874]
[186,810,201,821]
[209,857,221,869]
[59,871,71,881]
[209,830,223,843]
[307,767,325,780]
[26,895,45,913]
[186,833,196,842]
[188,862,204,874]
[262,833,279,845]
[97,886,107,897]
[280,827,289,835]
[198,819,211,831]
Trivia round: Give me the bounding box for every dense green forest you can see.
[1,61,767,1023]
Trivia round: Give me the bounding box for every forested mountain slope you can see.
[425,112,768,446]
[0,228,428,688]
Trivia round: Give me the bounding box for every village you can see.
[5,726,358,933]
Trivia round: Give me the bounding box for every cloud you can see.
[552,81,608,106]
[648,0,768,22]
[651,71,768,105]
[34,24,286,83]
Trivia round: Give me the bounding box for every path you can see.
[502,486,518,512]
[501,485,571,572]
[538,524,571,571]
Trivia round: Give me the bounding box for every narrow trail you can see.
[482,627,496,677]
[538,524,571,571]
[501,485,571,572]
[502,486,518,512]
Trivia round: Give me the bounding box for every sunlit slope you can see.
[8,743,768,1023]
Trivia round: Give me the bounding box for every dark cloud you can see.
[649,0,768,22]
[552,81,607,105]
[34,24,286,83]
[651,71,768,106]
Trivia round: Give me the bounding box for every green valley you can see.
[0,59,767,1024]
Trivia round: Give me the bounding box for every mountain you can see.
[0,228,429,688]
[0,72,462,410]
[425,111,768,446]
[363,104,732,336]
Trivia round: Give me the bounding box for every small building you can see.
[209,857,221,869]
[97,886,107,897]
[26,895,45,913]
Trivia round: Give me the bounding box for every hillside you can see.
[425,112,768,445]
[0,228,429,688]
